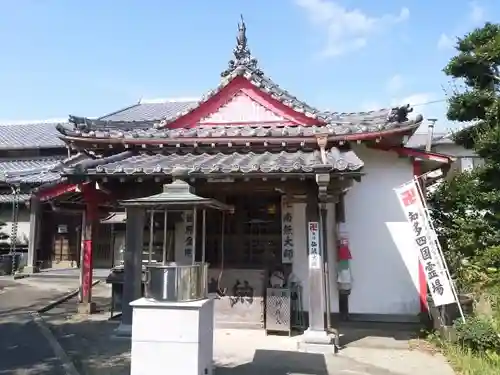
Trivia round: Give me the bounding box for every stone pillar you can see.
[115,206,145,337]
[302,176,331,345]
[25,196,40,273]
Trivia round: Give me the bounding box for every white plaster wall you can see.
[343,145,420,316]
[0,207,30,245]
[326,202,339,313]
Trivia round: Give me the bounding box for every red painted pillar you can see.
[412,159,428,313]
[78,184,98,314]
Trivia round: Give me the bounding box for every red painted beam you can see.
[36,183,79,202]
[370,144,454,164]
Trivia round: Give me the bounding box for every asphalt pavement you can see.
[0,277,68,375]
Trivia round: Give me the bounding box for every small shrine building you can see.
[31,19,453,335]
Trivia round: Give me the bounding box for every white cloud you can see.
[295,0,410,57]
[386,74,404,94]
[437,33,454,51]
[470,2,485,24]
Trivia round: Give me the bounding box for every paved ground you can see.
[0,276,81,375]
[37,283,457,375]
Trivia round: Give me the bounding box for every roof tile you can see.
[88,149,363,175]
[0,122,66,150]
[99,101,198,122]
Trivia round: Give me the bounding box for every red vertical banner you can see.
[81,237,93,301]
[81,184,97,306]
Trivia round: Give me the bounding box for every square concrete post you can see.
[25,195,40,273]
[115,206,145,337]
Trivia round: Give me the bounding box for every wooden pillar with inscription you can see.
[302,173,332,345]
[78,184,98,314]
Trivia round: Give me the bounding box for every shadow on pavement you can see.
[337,321,421,349]
[215,350,328,375]
[0,319,68,375]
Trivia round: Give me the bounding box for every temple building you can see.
[22,19,454,335]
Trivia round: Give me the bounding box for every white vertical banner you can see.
[308,221,321,269]
[394,180,456,307]
[281,197,294,264]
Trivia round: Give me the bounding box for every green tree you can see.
[429,23,500,286]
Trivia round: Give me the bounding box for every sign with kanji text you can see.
[308,221,321,269]
[281,199,294,264]
[183,210,194,258]
[394,180,456,307]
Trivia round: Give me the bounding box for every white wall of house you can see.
[0,206,30,246]
[292,145,421,318]
[343,145,420,316]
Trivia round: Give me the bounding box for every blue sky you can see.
[0,0,498,132]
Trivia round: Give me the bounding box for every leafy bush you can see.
[454,316,500,353]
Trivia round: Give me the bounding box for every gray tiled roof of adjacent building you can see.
[98,99,199,122]
[0,156,65,184]
[405,132,452,148]
[0,153,88,184]
[79,148,364,175]
[0,193,31,203]
[0,121,67,150]
[0,156,65,172]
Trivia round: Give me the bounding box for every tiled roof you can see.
[60,21,422,143]
[0,156,65,172]
[98,100,198,122]
[0,153,89,185]
[405,132,449,148]
[58,117,421,144]
[0,122,66,150]
[81,148,363,175]
[0,193,31,203]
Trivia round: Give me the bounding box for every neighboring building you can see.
[0,121,67,259]
[41,18,456,335]
[407,131,483,177]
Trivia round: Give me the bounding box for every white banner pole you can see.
[394,180,456,308]
[413,176,466,322]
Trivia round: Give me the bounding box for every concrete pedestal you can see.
[130,298,214,375]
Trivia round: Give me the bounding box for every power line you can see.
[412,99,447,107]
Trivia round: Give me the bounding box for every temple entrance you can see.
[203,192,283,328]
[203,194,282,269]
